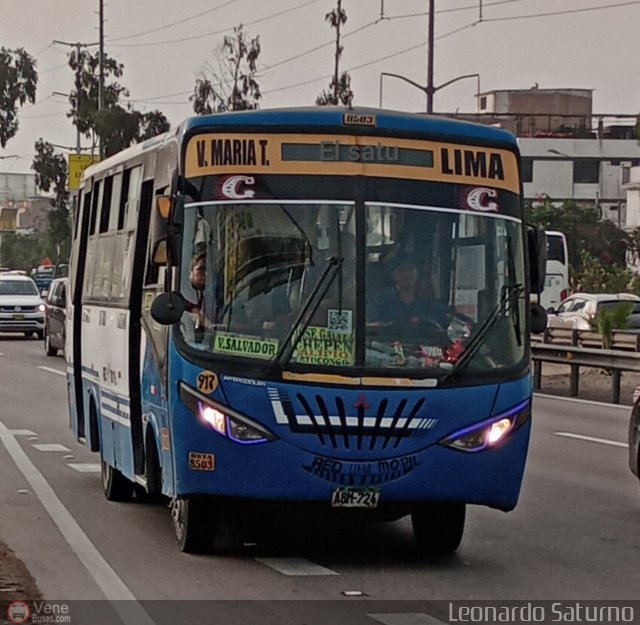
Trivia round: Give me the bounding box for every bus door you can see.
[68,185,93,443]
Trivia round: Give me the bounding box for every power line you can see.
[39,62,68,75]
[480,0,640,22]
[260,20,378,73]
[121,16,377,106]
[385,0,529,20]
[108,0,244,43]
[21,109,68,119]
[263,21,478,96]
[111,0,323,48]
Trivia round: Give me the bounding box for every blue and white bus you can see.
[66,107,545,554]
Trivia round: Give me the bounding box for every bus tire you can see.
[411,502,465,556]
[142,429,163,503]
[171,496,218,554]
[101,458,134,502]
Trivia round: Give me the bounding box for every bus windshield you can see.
[178,199,526,378]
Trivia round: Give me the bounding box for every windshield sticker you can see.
[327,309,352,334]
[293,326,355,366]
[213,331,279,360]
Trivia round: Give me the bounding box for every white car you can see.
[0,274,46,338]
[547,292,640,331]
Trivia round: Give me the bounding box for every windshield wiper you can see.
[440,283,525,383]
[274,256,344,368]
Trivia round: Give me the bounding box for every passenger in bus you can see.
[367,255,449,329]
[182,246,209,344]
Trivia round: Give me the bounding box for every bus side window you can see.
[89,179,102,236]
[98,176,114,233]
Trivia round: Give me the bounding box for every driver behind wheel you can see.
[367,254,449,328]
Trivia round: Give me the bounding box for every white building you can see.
[519,137,640,227]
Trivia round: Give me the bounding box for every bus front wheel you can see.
[101,459,134,502]
[411,502,465,556]
[171,496,218,554]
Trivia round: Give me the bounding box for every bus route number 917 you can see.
[331,486,380,508]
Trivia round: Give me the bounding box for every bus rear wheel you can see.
[171,496,218,554]
[101,459,134,502]
[411,502,465,556]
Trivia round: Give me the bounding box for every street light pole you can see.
[379,71,480,112]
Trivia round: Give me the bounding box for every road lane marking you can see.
[555,431,628,448]
[37,366,66,377]
[32,443,71,452]
[534,393,630,410]
[255,557,339,576]
[7,430,36,436]
[67,463,101,473]
[0,420,156,625]
[369,614,446,625]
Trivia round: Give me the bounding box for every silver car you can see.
[0,274,46,338]
[547,293,640,331]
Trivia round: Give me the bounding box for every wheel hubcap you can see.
[100,461,109,491]
[171,498,185,536]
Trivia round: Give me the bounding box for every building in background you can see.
[443,87,640,230]
[0,172,53,265]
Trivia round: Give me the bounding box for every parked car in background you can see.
[546,293,640,331]
[0,274,45,338]
[44,277,68,356]
[626,301,640,330]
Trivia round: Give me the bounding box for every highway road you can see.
[1,337,639,622]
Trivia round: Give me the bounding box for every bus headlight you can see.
[180,382,277,445]
[439,400,530,453]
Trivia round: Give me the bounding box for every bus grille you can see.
[269,388,436,451]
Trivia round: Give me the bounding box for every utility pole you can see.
[426,0,435,114]
[333,0,343,103]
[98,0,105,157]
[52,40,98,154]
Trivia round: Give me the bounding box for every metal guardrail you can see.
[531,328,640,403]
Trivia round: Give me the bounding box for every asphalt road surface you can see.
[1,336,639,623]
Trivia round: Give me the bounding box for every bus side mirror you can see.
[150,292,186,325]
[527,226,547,295]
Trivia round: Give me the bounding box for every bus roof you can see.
[180,106,518,146]
[81,106,519,183]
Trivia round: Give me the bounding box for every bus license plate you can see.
[331,487,380,508]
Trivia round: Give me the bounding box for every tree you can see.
[67,49,169,156]
[191,25,261,114]
[31,139,71,264]
[0,46,37,147]
[316,0,354,106]
[528,198,628,275]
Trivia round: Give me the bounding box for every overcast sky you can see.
[1,0,639,173]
